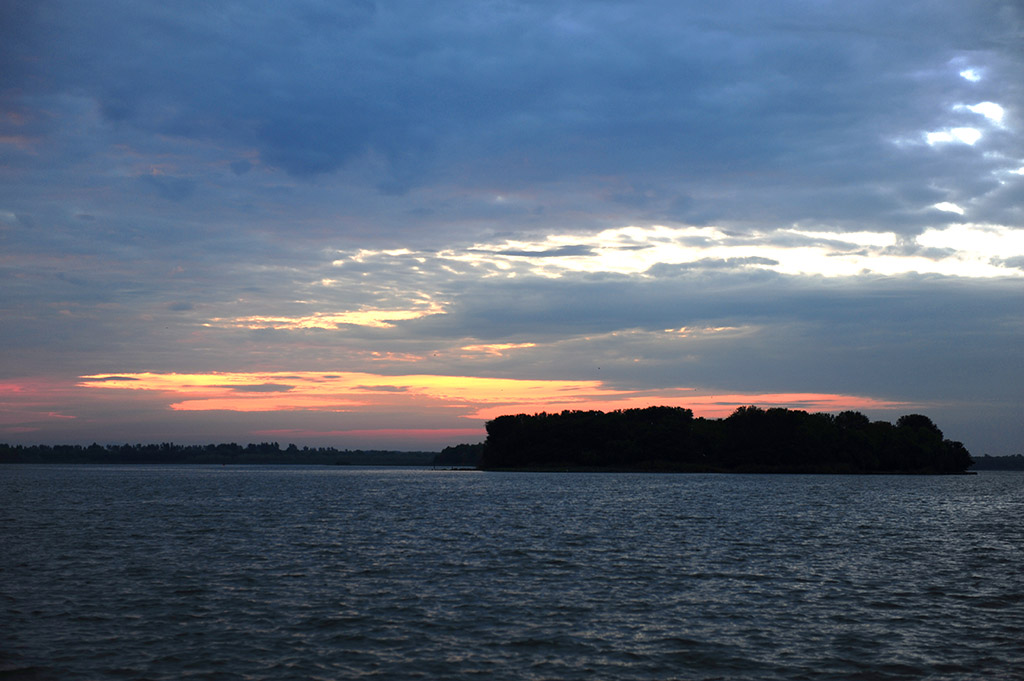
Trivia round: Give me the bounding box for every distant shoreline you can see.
[0,443,438,466]
[480,465,980,475]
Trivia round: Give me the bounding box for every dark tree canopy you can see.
[434,442,484,467]
[480,406,973,474]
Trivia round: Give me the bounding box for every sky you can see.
[1,1,1022,454]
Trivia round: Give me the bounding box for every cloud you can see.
[5,1,1020,231]
[140,174,196,201]
[222,383,294,393]
[207,305,446,330]
[996,256,1024,271]
[2,1,1023,455]
[78,370,909,422]
[494,245,594,258]
[647,257,781,273]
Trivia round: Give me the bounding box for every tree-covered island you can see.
[479,406,974,474]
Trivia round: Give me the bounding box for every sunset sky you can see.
[2,1,1022,453]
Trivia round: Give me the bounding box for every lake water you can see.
[2,465,1022,680]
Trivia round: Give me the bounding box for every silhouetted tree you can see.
[479,406,972,473]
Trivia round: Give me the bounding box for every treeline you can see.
[480,406,973,474]
[0,442,437,466]
[970,454,1024,470]
[434,442,485,467]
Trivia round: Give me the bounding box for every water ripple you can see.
[2,466,1023,680]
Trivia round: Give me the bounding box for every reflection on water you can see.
[2,465,1023,680]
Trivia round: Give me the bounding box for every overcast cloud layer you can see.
[2,1,1022,453]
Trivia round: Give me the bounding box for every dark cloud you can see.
[223,384,294,393]
[5,1,1020,229]
[494,245,594,258]
[994,256,1024,270]
[646,257,780,275]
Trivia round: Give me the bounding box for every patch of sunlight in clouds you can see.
[663,326,743,337]
[422,224,1022,279]
[926,128,982,146]
[207,304,445,330]
[78,371,908,420]
[917,224,1024,263]
[78,371,629,414]
[963,102,1004,124]
[460,343,537,356]
[933,202,965,215]
[344,248,416,263]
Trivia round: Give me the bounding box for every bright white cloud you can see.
[959,68,982,82]
[933,202,965,215]
[208,304,446,330]
[965,102,1004,124]
[429,224,1022,279]
[917,224,1024,262]
[926,128,982,146]
[460,342,537,356]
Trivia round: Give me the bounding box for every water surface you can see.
[2,466,1022,680]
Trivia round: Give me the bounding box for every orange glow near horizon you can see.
[253,428,486,442]
[78,371,626,413]
[467,393,910,419]
[78,371,911,420]
[0,378,78,432]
